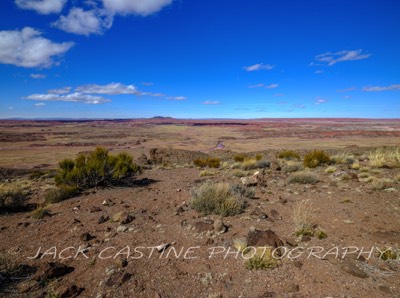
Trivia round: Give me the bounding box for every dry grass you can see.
[368,147,400,168]
[351,162,360,170]
[282,161,303,173]
[325,166,337,173]
[288,171,319,185]
[293,200,316,237]
[371,178,393,190]
[245,247,278,270]
[330,151,354,165]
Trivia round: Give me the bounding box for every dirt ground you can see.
[0,119,400,297]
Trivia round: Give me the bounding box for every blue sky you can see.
[0,0,399,119]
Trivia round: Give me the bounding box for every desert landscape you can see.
[1,118,400,297]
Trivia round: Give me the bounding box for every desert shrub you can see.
[231,169,248,177]
[324,166,337,174]
[241,160,257,170]
[245,247,278,270]
[358,172,370,179]
[293,200,316,237]
[255,154,263,161]
[368,147,400,168]
[282,161,303,173]
[303,150,330,168]
[44,185,80,204]
[233,238,248,253]
[277,150,300,160]
[316,230,328,239]
[371,178,392,190]
[193,157,221,168]
[351,162,360,170]
[379,248,398,261]
[256,160,271,169]
[396,174,400,182]
[31,207,49,219]
[29,170,46,180]
[191,181,245,216]
[54,147,141,189]
[230,184,255,198]
[330,151,354,165]
[288,171,319,185]
[199,170,216,177]
[0,189,26,213]
[233,154,248,163]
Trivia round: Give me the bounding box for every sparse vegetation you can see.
[368,147,400,168]
[230,183,255,199]
[303,150,330,168]
[282,161,303,173]
[351,162,360,170]
[293,200,316,237]
[54,147,141,189]
[325,166,337,173]
[330,151,354,165]
[245,247,278,270]
[31,207,49,219]
[371,178,392,190]
[288,171,319,184]
[277,150,300,160]
[233,154,248,163]
[379,248,398,261]
[316,230,328,239]
[193,157,221,168]
[0,188,26,213]
[44,185,80,204]
[191,181,245,216]
[231,169,248,177]
[199,170,216,177]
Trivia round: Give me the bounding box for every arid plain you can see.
[1,118,400,297]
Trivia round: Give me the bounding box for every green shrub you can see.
[54,147,141,189]
[379,248,398,261]
[316,230,328,239]
[191,181,245,216]
[288,171,319,184]
[277,150,300,160]
[44,185,80,204]
[193,157,221,168]
[0,189,26,213]
[245,247,278,270]
[255,154,263,161]
[303,150,330,168]
[233,154,247,163]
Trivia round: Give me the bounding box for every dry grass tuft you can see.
[288,171,319,185]
[293,200,316,237]
[368,147,400,168]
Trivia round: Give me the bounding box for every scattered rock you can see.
[80,232,95,241]
[284,283,299,293]
[17,280,40,293]
[60,284,85,298]
[156,243,170,252]
[240,177,257,187]
[377,284,392,294]
[112,211,133,224]
[116,225,129,233]
[102,199,114,207]
[105,271,132,288]
[194,220,215,233]
[114,258,128,268]
[258,291,277,298]
[213,219,228,234]
[340,258,368,279]
[98,215,109,224]
[270,209,282,220]
[89,206,102,213]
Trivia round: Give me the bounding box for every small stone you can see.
[34,262,74,281]
[80,232,95,241]
[284,283,299,293]
[98,215,109,224]
[213,219,227,234]
[89,206,102,213]
[343,219,354,224]
[114,258,128,268]
[270,209,282,220]
[112,211,133,224]
[240,177,257,187]
[116,225,129,233]
[156,243,170,252]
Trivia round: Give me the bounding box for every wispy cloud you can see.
[248,83,265,88]
[0,27,74,68]
[25,93,111,104]
[362,84,400,92]
[274,93,284,97]
[244,63,274,72]
[30,73,46,79]
[337,86,356,92]
[315,49,370,66]
[293,104,306,109]
[265,83,278,89]
[15,0,66,15]
[48,87,71,94]
[343,95,351,99]
[52,8,113,36]
[315,97,328,105]
[166,96,186,101]
[76,83,139,95]
[248,83,278,89]
[102,0,173,16]
[34,102,46,106]
[314,70,324,74]
[202,101,220,105]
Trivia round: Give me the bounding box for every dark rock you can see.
[247,230,284,249]
[60,284,85,298]
[213,219,228,234]
[17,280,41,293]
[114,258,128,268]
[89,206,102,213]
[258,291,277,298]
[34,262,74,281]
[105,271,132,288]
[340,258,368,279]
[378,284,392,294]
[194,221,214,233]
[270,209,282,220]
[80,232,95,241]
[98,215,109,224]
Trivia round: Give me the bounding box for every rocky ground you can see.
[0,148,400,297]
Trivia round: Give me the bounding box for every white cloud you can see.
[25,93,111,104]
[265,83,278,89]
[315,98,327,105]
[53,8,113,36]
[76,83,139,95]
[102,0,173,16]
[34,102,46,106]
[30,73,46,79]
[202,101,220,105]
[166,96,186,101]
[244,63,274,72]
[249,83,264,88]
[0,27,74,68]
[315,49,370,66]
[362,84,400,92]
[314,70,324,74]
[48,86,71,94]
[15,0,66,14]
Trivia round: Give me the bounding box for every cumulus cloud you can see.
[0,27,74,68]
[48,86,71,94]
[166,96,186,101]
[244,63,274,72]
[30,73,46,79]
[76,83,139,95]
[202,101,220,105]
[315,49,370,66]
[34,102,46,106]
[362,84,400,92]
[52,8,113,36]
[15,0,66,14]
[25,92,111,104]
[102,0,173,16]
